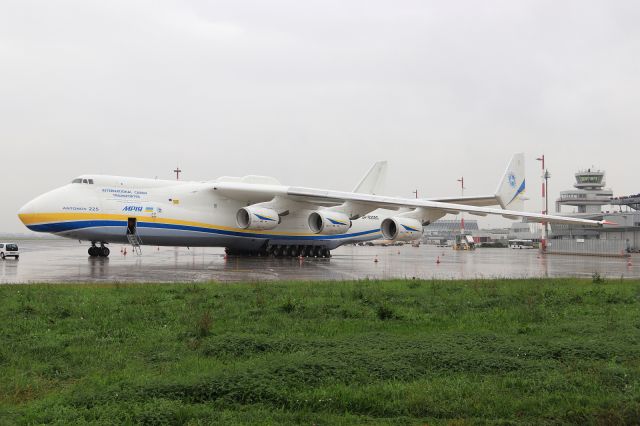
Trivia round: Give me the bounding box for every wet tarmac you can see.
[1,239,638,284]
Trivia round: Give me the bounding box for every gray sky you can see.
[2,0,639,233]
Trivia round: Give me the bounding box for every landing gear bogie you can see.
[224,244,332,259]
[88,243,110,258]
[272,244,331,259]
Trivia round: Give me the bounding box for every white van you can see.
[0,243,20,259]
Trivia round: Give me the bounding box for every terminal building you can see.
[423,219,537,247]
[423,219,479,244]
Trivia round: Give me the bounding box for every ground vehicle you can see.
[0,243,20,259]
[508,239,535,249]
[453,234,476,251]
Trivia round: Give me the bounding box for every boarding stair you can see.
[126,233,143,255]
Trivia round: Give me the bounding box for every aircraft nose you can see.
[17,186,67,230]
[18,198,39,228]
[17,184,85,232]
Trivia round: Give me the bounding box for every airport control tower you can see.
[551,168,612,240]
[555,168,612,215]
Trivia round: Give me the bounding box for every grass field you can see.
[1,278,639,425]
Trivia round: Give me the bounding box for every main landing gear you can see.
[269,245,331,258]
[225,245,332,258]
[88,243,110,258]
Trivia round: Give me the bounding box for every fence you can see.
[546,239,628,257]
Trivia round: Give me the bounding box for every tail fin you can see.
[353,161,387,194]
[495,153,526,210]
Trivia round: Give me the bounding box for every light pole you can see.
[174,166,182,180]
[536,156,549,251]
[543,169,551,217]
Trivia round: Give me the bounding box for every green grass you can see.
[0,278,639,425]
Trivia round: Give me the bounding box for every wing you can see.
[212,181,609,227]
[427,195,499,207]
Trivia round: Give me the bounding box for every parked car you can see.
[0,243,19,260]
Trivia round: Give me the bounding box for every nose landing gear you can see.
[88,243,110,257]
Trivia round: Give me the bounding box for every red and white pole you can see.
[457,177,465,234]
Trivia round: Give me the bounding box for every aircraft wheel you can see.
[313,246,321,258]
[1,252,4,260]
[100,247,110,257]
[88,247,97,257]
[290,246,300,257]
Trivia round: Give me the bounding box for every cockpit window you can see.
[71,178,94,184]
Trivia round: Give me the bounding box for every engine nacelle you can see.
[381,217,423,241]
[308,211,351,235]
[236,207,280,230]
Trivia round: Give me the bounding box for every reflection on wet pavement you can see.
[1,239,638,284]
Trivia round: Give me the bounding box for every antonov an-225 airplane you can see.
[18,154,608,258]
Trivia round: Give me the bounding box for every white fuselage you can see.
[18,175,387,250]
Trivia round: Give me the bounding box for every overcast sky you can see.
[2,0,639,233]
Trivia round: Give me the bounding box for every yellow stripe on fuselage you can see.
[19,212,122,225]
[18,212,320,237]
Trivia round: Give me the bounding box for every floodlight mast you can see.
[536,155,550,251]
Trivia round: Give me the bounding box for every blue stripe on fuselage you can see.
[26,220,381,241]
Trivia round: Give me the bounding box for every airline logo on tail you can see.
[508,179,526,205]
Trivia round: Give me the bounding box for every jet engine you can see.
[308,211,351,235]
[236,207,280,230]
[380,217,423,241]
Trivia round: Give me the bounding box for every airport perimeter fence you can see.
[546,239,628,257]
